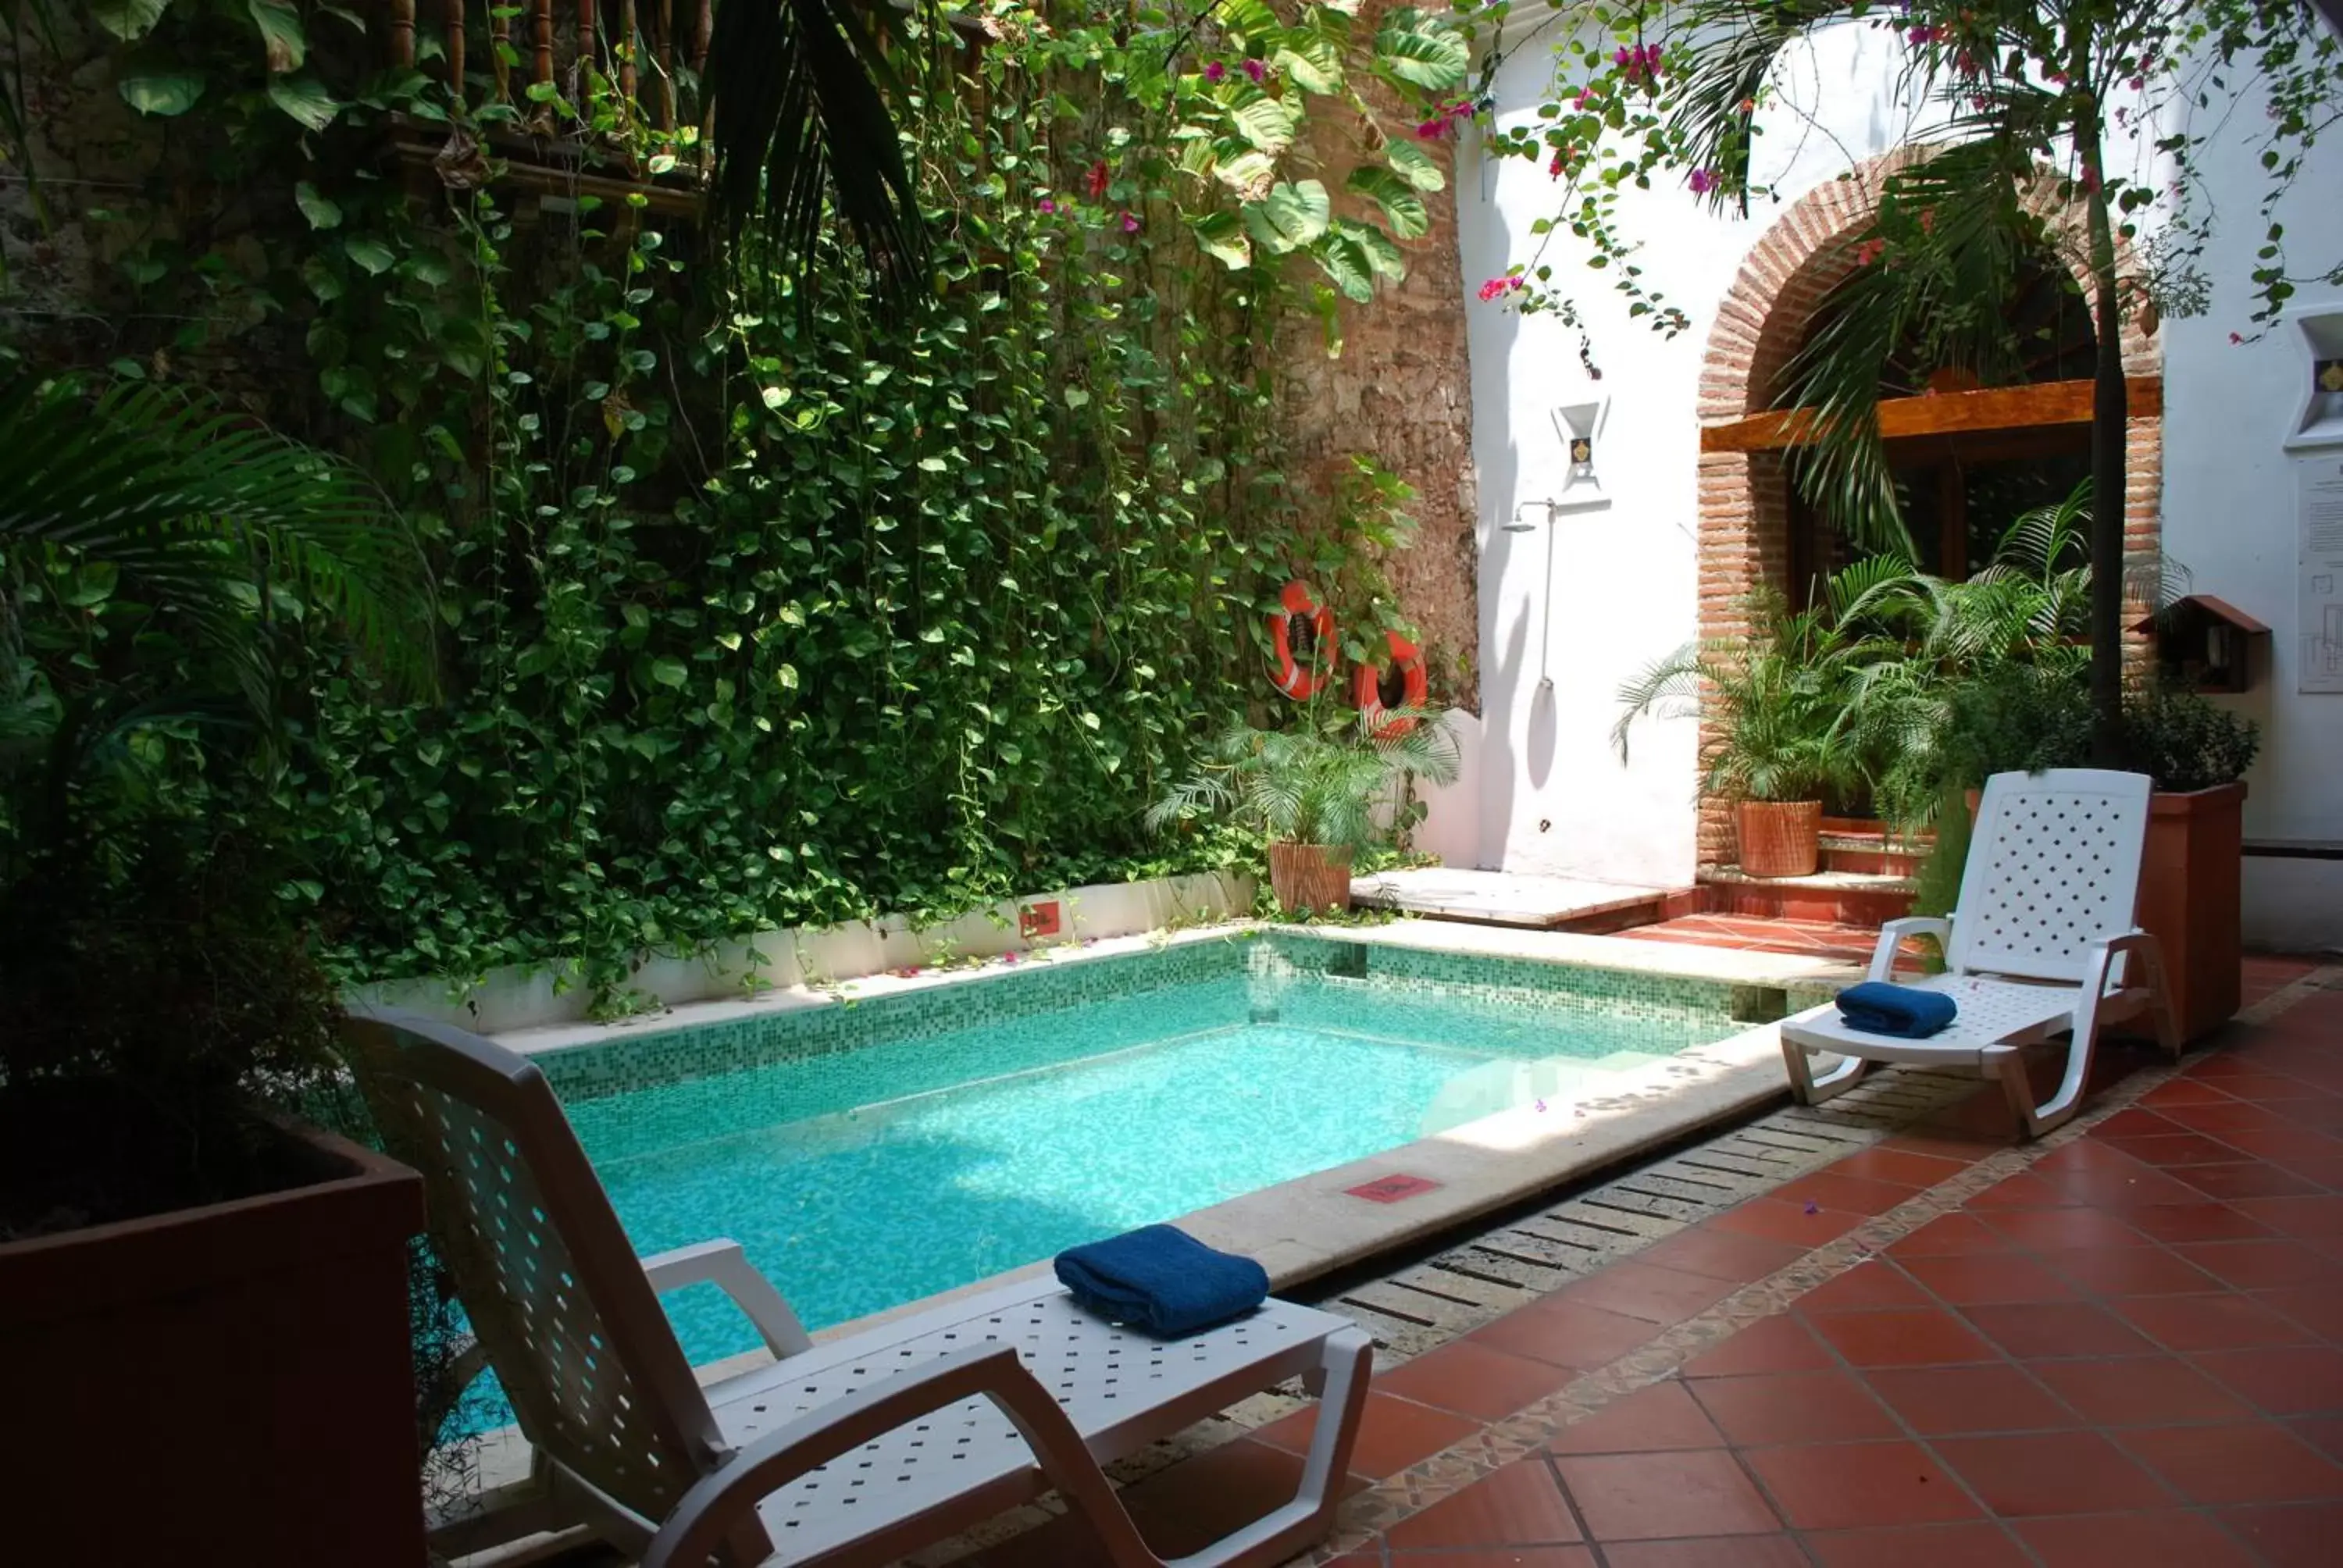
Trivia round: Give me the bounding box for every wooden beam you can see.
[1700,376,2164,453]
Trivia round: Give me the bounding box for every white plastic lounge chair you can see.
[346,1009,1373,1568]
[1778,768,2181,1139]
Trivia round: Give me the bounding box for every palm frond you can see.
[706,0,929,311]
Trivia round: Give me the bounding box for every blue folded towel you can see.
[1836,981,1958,1039]
[1054,1224,1269,1338]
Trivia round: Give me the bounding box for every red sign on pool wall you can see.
[1020,900,1061,939]
[1344,1174,1443,1205]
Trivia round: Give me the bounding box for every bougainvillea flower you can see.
[1243,58,1268,84]
[1121,211,1139,233]
[1689,167,1716,194]
[1086,161,1109,199]
[1204,61,1225,83]
[1854,237,1888,265]
[1036,198,1056,215]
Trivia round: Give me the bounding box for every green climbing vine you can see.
[4,2,1474,1009]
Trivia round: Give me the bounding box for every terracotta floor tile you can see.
[2290,1413,2343,1461]
[1374,1339,1581,1422]
[2259,1284,2343,1341]
[1899,1251,2077,1305]
[1384,1458,1583,1551]
[2174,1238,2343,1289]
[2117,1420,2343,1504]
[1469,1300,1663,1372]
[1100,1439,1367,1562]
[1706,1196,1866,1246]
[1976,1206,2149,1251]
[2040,1166,2212,1210]
[1863,1363,2075,1434]
[2103,1131,2248,1167]
[2117,1291,2319,1352]
[2175,1162,2327,1202]
[1962,1299,2159,1360]
[2038,1243,2222,1296]
[2097,1107,2190,1140]
[1881,1131,2011,1164]
[2236,1194,2343,1238]
[1806,1307,1999,1368]
[1546,1379,1721,1456]
[1680,1314,1837,1378]
[1930,1429,2174,1516]
[1553,1449,1781,1541]
[1249,1392,1478,1481]
[2011,1509,2259,1567]
[2037,1139,2160,1176]
[1796,1260,1933,1313]
[1827,1146,1974,1188]
[1688,1370,1899,1446]
[2214,1500,2343,1568]
[2159,1102,2298,1141]
[1888,1213,2009,1257]
[1771,1171,1925,1217]
[1962,1170,2077,1210]
[2028,1356,2252,1426]
[1599,1537,1810,1568]
[1557,1262,1737,1328]
[1801,1522,2031,1567]
[1741,1439,1977,1531]
[2139,1076,2240,1108]
[2120,1202,2277,1245]
[1381,1551,1595,1566]
[1638,1227,1806,1285]
[2193,1345,2343,1417]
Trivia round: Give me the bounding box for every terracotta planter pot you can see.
[1963,780,2245,1045]
[0,1127,428,1566]
[1268,841,1354,914]
[1738,800,1822,878]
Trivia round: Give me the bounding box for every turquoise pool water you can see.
[547,943,1741,1374]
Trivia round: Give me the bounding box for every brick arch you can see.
[1690,154,2166,865]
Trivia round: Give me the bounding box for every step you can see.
[1696,864,1916,925]
[1819,831,1931,877]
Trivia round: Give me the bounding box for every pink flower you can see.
[1036,198,1056,215]
[1417,119,1445,139]
[1477,275,1526,302]
[1086,161,1109,200]
[1204,61,1225,84]
[1243,58,1268,84]
[1575,87,1595,109]
[1120,211,1139,233]
[1907,25,1941,45]
[1549,153,1566,179]
[1689,167,1716,194]
[1854,237,1887,265]
[2229,331,2245,344]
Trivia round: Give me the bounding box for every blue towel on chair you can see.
[1836,981,1958,1039]
[1054,1224,1269,1338]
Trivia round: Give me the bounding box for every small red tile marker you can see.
[1019,900,1061,938]
[1346,1174,1442,1204]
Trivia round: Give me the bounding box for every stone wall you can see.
[1273,3,1480,711]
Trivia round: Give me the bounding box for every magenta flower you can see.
[1417,119,1444,139]
[1614,45,1633,69]
[1476,275,1525,303]
[1120,211,1139,233]
[1036,198,1056,215]
[1243,58,1268,84]
[1204,60,1225,83]
[2230,331,2245,344]
[1907,24,1941,45]
[1689,167,1716,194]
[1575,87,1595,109]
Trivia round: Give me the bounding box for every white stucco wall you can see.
[1460,20,1931,883]
[1459,19,2343,950]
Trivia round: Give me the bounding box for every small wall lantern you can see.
[2131,594,2270,694]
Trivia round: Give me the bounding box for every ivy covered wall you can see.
[0,2,1477,1007]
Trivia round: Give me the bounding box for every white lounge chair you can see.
[348,1010,1373,1568]
[1778,768,2181,1139]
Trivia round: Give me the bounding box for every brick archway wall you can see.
[1691,156,2165,864]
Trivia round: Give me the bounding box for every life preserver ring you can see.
[1353,629,1428,737]
[1268,579,1336,698]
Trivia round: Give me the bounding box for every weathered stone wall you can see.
[1273,2,1480,711]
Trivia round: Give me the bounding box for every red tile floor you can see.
[1620,914,1888,965]
[954,956,2342,1568]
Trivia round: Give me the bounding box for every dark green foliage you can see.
[1149,711,1460,851]
[2122,684,2263,795]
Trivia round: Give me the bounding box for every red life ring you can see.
[1353,629,1428,737]
[1268,579,1336,699]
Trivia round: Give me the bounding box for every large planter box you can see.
[2134,782,2247,1045]
[0,1128,427,1566]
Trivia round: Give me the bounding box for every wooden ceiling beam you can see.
[1699,376,2164,454]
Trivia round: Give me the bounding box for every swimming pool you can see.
[526,932,1753,1374]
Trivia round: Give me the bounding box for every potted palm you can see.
[1614,590,1872,878]
[0,372,437,1565]
[1149,711,1460,914]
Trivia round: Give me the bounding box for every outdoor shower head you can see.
[1504,499,1556,532]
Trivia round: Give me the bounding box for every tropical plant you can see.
[1147,711,1460,851]
[0,369,430,1235]
[1614,586,1885,804]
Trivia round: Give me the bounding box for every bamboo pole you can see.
[445,0,466,105]
[390,0,415,69]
